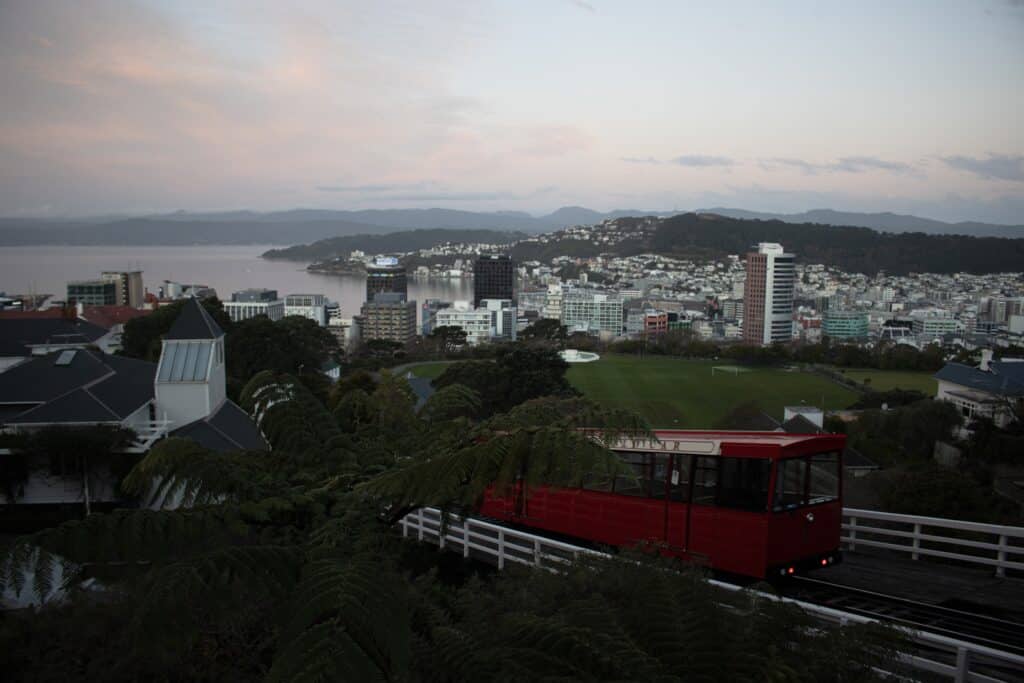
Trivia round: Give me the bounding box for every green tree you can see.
[120,297,232,361]
[519,318,568,346]
[428,325,469,353]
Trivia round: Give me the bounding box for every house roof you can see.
[0,349,155,426]
[934,361,1024,397]
[164,297,224,341]
[171,400,268,452]
[0,317,107,357]
[81,305,151,330]
[778,413,879,471]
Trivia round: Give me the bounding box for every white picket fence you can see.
[400,507,1024,683]
[843,508,1024,577]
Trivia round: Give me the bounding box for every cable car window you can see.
[613,452,647,497]
[774,458,807,511]
[808,452,840,504]
[668,454,692,502]
[716,457,771,512]
[582,472,613,492]
[649,453,669,500]
[692,456,718,505]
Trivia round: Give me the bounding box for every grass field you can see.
[833,368,937,395]
[567,355,859,428]
[406,362,451,380]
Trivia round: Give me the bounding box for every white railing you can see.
[843,508,1024,577]
[400,507,1024,683]
[128,419,173,452]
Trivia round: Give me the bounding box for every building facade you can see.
[67,280,117,306]
[421,299,451,336]
[481,298,517,341]
[473,254,515,307]
[100,271,144,308]
[823,310,869,340]
[366,257,407,302]
[284,293,328,326]
[359,293,416,344]
[224,289,284,323]
[561,290,623,336]
[435,301,493,346]
[742,243,795,346]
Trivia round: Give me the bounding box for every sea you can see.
[0,245,473,325]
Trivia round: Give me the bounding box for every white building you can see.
[435,301,493,345]
[328,316,361,352]
[934,351,1024,428]
[481,298,517,341]
[561,289,623,336]
[284,293,328,326]
[742,242,795,346]
[223,299,284,323]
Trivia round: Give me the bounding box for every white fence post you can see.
[463,519,471,558]
[534,538,541,568]
[497,529,505,570]
[996,534,1007,578]
[848,516,857,551]
[417,508,424,542]
[954,647,969,683]
[911,523,921,561]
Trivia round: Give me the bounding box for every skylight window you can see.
[158,341,212,381]
[54,349,77,366]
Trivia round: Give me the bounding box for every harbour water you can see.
[0,245,474,322]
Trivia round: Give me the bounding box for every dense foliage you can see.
[262,228,524,261]
[0,365,905,681]
[119,297,232,361]
[432,346,578,417]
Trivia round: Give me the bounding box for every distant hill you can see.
[262,229,525,261]
[2,205,1021,245]
[651,213,1024,275]
[699,208,1024,238]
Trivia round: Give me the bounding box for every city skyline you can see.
[0,1,1022,223]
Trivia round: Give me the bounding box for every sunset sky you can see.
[1,0,1022,222]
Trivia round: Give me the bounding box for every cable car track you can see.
[785,575,1024,657]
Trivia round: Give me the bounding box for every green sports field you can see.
[405,362,451,380]
[567,355,859,428]
[833,368,937,395]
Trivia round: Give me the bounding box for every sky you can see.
[0,0,1022,223]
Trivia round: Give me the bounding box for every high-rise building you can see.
[101,271,144,308]
[742,243,795,346]
[67,279,118,306]
[473,254,515,307]
[366,257,407,302]
[359,293,416,344]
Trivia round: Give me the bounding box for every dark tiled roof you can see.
[780,414,822,434]
[843,446,879,470]
[165,298,224,341]
[171,400,268,452]
[10,388,121,424]
[0,349,155,426]
[934,362,1024,397]
[0,349,111,404]
[0,318,107,357]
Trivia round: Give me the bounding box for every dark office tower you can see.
[365,256,407,302]
[473,254,515,307]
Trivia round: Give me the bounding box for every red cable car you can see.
[479,430,845,580]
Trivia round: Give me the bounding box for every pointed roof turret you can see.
[165,297,224,340]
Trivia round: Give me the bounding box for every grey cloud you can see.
[761,156,916,175]
[620,156,662,164]
[831,156,913,173]
[941,154,1024,182]
[569,1,596,12]
[317,186,557,202]
[672,155,735,167]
